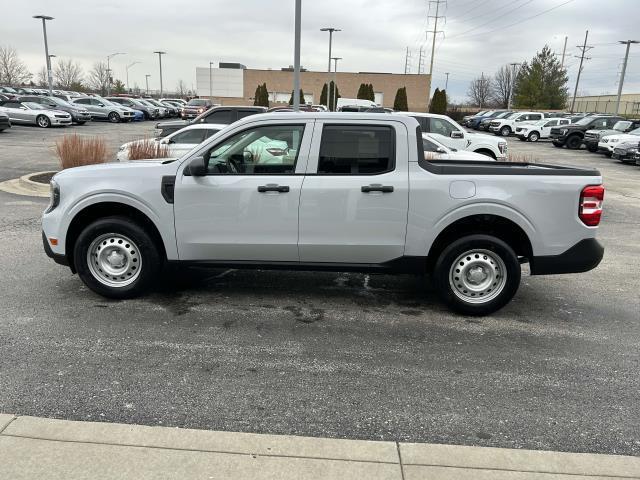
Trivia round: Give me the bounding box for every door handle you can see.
[361,184,394,193]
[257,184,290,193]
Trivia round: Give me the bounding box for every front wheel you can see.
[432,234,521,316]
[500,126,511,137]
[565,135,582,150]
[552,141,564,148]
[75,121,86,126]
[36,115,51,128]
[73,217,162,299]
[108,112,121,123]
[586,144,598,153]
[528,132,540,142]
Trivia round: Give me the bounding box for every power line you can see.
[448,0,534,39]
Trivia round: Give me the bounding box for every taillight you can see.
[579,185,604,226]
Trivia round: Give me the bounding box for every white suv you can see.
[489,111,545,137]
[514,118,571,142]
[400,112,507,160]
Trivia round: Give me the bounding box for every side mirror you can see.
[435,147,447,154]
[450,131,464,139]
[98,103,105,107]
[186,156,206,176]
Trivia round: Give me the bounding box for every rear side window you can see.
[205,109,232,124]
[237,109,259,120]
[317,125,395,175]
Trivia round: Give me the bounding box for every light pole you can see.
[445,72,450,91]
[145,74,151,95]
[320,27,340,110]
[507,62,521,110]
[153,51,166,98]
[106,52,126,96]
[33,15,54,95]
[125,61,140,92]
[331,57,341,111]
[209,61,215,100]
[292,0,301,111]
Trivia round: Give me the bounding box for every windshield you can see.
[504,112,519,119]
[138,99,154,107]
[187,99,208,106]
[94,96,116,106]
[613,121,631,131]
[145,99,161,106]
[574,117,595,126]
[629,127,640,136]
[48,97,72,108]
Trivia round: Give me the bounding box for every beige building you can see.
[572,93,640,116]
[195,65,431,111]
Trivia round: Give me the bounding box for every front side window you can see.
[318,125,395,175]
[545,120,558,127]
[422,138,440,152]
[205,110,232,124]
[428,118,457,137]
[205,124,305,175]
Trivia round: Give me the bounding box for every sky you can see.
[2,0,639,103]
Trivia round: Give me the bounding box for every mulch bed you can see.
[29,172,58,184]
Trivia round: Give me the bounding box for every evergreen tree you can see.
[253,85,261,106]
[320,83,328,106]
[261,83,269,106]
[320,82,340,110]
[367,84,375,102]
[393,87,408,111]
[357,83,367,100]
[254,83,269,107]
[439,89,448,114]
[513,45,568,109]
[429,88,441,113]
[288,88,305,105]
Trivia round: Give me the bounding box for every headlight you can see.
[498,142,507,154]
[610,138,618,143]
[561,129,568,135]
[45,179,60,214]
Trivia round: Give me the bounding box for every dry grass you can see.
[128,139,170,161]
[507,153,539,163]
[55,134,108,169]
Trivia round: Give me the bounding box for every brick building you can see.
[195,64,431,111]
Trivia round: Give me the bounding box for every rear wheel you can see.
[36,115,51,128]
[528,131,540,142]
[566,135,582,150]
[432,234,521,316]
[108,111,121,123]
[586,144,598,152]
[73,216,162,299]
[75,121,86,126]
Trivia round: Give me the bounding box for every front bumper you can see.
[530,238,604,275]
[72,112,92,123]
[51,117,72,126]
[0,118,10,130]
[42,231,70,268]
[597,142,615,153]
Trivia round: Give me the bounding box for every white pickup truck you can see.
[42,113,605,315]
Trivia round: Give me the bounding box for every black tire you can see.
[432,234,521,316]
[36,115,51,128]
[528,131,540,142]
[553,141,564,148]
[565,135,582,150]
[605,152,612,158]
[73,216,162,299]
[75,121,86,126]
[500,126,511,137]
[586,144,598,153]
[108,111,121,123]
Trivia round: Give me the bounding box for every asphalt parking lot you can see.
[0,121,638,457]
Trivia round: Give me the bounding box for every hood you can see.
[54,158,179,182]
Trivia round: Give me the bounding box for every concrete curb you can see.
[0,171,56,198]
[0,414,638,479]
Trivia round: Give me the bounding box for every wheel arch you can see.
[65,202,167,272]
[473,148,497,159]
[426,214,534,272]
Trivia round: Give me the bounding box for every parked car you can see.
[107,97,158,120]
[181,98,215,119]
[155,106,267,137]
[160,98,186,106]
[0,100,71,127]
[514,118,571,142]
[550,115,624,150]
[611,141,640,164]
[0,86,19,99]
[584,119,640,153]
[72,96,135,123]
[143,98,169,118]
[42,113,605,316]
[0,111,11,131]
[597,127,640,156]
[116,124,226,161]
[461,110,488,127]
[399,111,508,159]
[13,87,38,95]
[489,111,546,136]
[422,134,494,161]
[158,100,179,117]
[478,111,512,131]
[468,110,506,130]
[17,95,92,125]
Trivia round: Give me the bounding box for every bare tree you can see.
[54,59,84,89]
[88,61,109,95]
[0,46,31,85]
[176,79,187,97]
[467,74,492,108]
[491,64,516,108]
[36,66,48,87]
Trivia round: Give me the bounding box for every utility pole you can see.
[320,27,340,110]
[145,74,150,95]
[404,47,412,74]
[444,72,450,90]
[507,62,521,110]
[417,47,425,74]
[571,30,593,113]
[615,40,639,115]
[33,15,54,95]
[153,51,166,98]
[561,36,568,67]
[292,0,301,111]
[427,0,446,101]
[332,57,341,111]
[209,61,215,100]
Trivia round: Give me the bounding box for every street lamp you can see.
[209,61,215,100]
[33,15,54,95]
[331,57,342,112]
[125,61,140,92]
[153,51,166,98]
[106,52,126,96]
[145,74,151,95]
[320,27,341,110]
[507,62,521,110]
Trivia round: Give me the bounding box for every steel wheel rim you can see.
[87,233,142,287]
[449,249,507,304]
[38,116,49,127]
[529,133,539,142]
